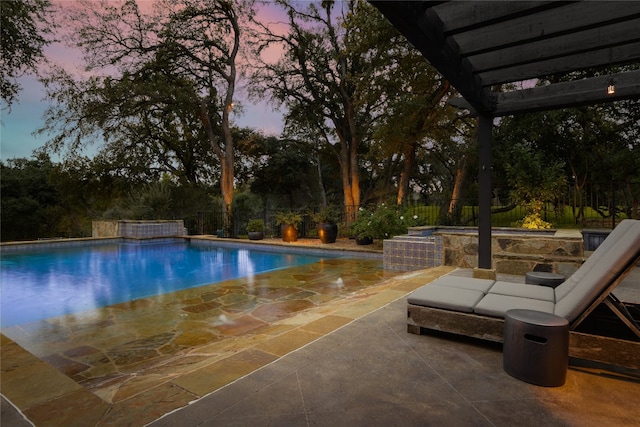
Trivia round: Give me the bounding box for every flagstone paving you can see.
[1,239,453,426]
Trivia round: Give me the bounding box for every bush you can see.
[309,206,339,224]
[246,219,265,232]
[351,204,417,240]
[275,211,303,230]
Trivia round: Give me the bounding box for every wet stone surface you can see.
[1,257,401,407]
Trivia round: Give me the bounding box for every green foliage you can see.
[38,0,255,232]
[499,143,566,228]
[233,189,263,216]
[126,182,174,220]
[350,204,416,240]
[275,211,303,230]
[249,138,317,208]
[246,219,265,232]
[310,206,339,224]
[493,82,639,225]
[0,154,61,240]
[0,0,52,107]
[515,211,553,229]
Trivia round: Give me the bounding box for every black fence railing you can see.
[193,181,640,237]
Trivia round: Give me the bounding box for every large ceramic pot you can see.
[248,231,264,241]
[355,236,373,245]
[281,224,298,242]
[318,222,338,244]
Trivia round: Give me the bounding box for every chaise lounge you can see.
[407,219,640,370]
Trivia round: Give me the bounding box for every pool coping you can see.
[187,236,383,258]
[0,236,383,258]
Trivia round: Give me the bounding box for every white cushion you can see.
[408,284,485,313]
[474,294,555,318]
[488,281,555,302]
[554,219,640,320]
[428,275,495,292]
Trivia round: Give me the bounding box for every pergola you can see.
[370,1,640,271]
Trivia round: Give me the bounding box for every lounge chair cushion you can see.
[554,219,640,321]
[408,284,485,313]
[427,275,496,292]
[488,281,555,302]
[474,294,555,318]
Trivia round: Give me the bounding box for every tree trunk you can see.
[315,148,327,207]
[449,155,467,215]
[397,141,417,205]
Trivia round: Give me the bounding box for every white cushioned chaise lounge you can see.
[407,219,640,370]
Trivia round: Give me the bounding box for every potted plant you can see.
[275,211,302,242]
[311,207,339,244]
[350,208,375,245]
[246,219,265,240]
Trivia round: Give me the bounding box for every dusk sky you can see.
[0,0,288,162]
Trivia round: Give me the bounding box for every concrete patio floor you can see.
[147,269,640,427]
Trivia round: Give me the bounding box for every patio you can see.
[151,277,640,427]
[3,260,638,426]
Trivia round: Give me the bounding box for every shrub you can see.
[275,211,303,230]
[351,204,416,240]
[246,219,265,232]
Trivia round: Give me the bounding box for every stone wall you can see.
[441,230,584,276]
[92,220,185,239]
[383,226,585,276]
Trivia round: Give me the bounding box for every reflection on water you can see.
[0,241,333,327]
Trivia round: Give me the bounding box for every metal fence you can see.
[193,181,639,237]
[190,202,525,238]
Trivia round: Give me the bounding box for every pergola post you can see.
[477,113,493,270]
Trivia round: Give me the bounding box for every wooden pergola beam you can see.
[468,19,640,73]
[452,3,640,55]
[479,43,640,86]
[449,70,640,117]
[373,1,496,114]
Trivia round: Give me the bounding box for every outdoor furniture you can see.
[503,309,569,387]
[407,219,640,370]
[525,271,565,288]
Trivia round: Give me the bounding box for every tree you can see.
[0,154,61,240]
[249,137,317,209]
[501,143,566,228]
[251,0,373,221]
[39,0,254,235]
[494,90,640,225]
[344,4,468,206]
[0,0,52,108]
[251,0,472,221]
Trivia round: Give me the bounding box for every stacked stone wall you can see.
[442,231,584,276]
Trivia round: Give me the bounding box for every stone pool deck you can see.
[1,239,437,426]
[2,238,639,426]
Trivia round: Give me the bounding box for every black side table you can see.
[525,271,564,288]
[503,309,569,387]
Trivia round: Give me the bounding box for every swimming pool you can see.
[0,240,337,327]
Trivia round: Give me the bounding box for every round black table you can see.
[524,271,564,288]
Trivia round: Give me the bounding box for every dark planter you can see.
[581,229,610,251]
[355,236,373,245]
[248,231,264,241]
[318,222,338,244]
[280,224,298,242]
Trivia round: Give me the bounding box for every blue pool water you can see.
[0,241,333,327]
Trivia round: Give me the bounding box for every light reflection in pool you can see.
[0,241,334,327]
